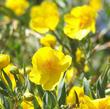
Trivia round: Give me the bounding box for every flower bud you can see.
[84,64,89,73]
[0,54,10,69]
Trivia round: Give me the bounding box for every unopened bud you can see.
[84,64,89,73]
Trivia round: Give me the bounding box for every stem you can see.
[52,31,71,52]
[13,98,18,109]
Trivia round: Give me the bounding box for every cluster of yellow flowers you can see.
[4,0,102,90]
[29,0,102,41]
[2,0,106,109]
[0,48,72,108]
[5,0,102,41]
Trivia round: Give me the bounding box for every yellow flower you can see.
[29,47,72,90]
[78,96,97,109]
[67,87,110,109]
[5,0,29,16]
[3,64,16,90]
[30,1,59,34]
[21,101,34,109]
[0,54,10,69]
[66,86,97,109]
[75,48,85,63]
[66,86,84,106]
[40,34,56,47]
[92,97,110,109]
[89,0,102,12]
[64,5,97,40]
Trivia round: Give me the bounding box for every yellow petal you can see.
[30,19,49,34]
[21,101,34,109]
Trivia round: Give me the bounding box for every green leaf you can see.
[3,97,11,109]
[96,64,110,98]
[96,79,105,98]
[0,6,16,18]
[0,79,11,96]
[36,85,44,98]
[0,87,9,96]
[57,77,66,106]
[33,97,41,109]
[0,80,7,90]
[43,91,56,109]
[83,77,92,98]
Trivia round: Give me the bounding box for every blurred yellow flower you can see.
[40,34,56,47]
[5,0,29,16]
[75,48,84,63]
[0,54,10,69]
[30,1,59,33]
[29,47,72,90]
[64,5,97,40]
[3,64,16,90]
[21,101,34,109]
[84,64,89,73]
[90,0,102,12]
[65,67,77,83]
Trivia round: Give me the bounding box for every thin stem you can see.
[52,31,71,52]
